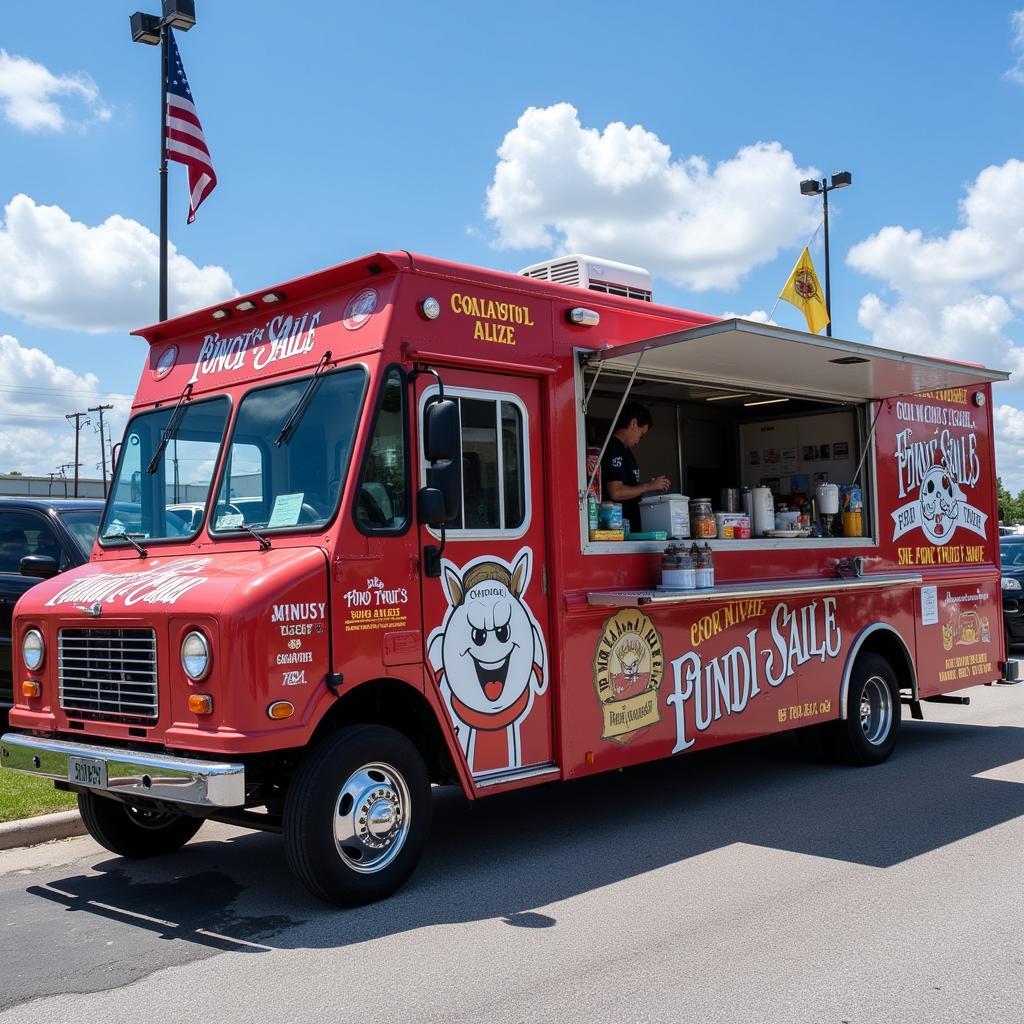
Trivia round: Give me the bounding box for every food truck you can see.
[1,250,1014,906]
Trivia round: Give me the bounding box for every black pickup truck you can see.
[0,498,104,729]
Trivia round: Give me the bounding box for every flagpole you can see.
[822,182,831,337]
[159,24,169,322]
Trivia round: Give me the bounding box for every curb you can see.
[0,810,86,851]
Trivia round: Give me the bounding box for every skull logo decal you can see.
[919,464,962,544]
[427,548,547,777]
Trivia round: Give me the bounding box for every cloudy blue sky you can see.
[4,2,1024,486]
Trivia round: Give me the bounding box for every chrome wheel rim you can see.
[859,676,892,746]
[333,762,411,874]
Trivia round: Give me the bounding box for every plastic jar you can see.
[691,498,716,539]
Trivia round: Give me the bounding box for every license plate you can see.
[68,755,107,789]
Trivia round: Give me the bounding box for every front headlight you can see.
[181,631,211,680]
[22,629,44,671]
[1002,576,1022,591]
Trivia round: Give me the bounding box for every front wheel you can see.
[78,791,203,858]
[827,653,901,765]
[283,725,432,907]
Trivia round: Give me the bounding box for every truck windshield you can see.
[211,366,366,534]
[100,396,231,545]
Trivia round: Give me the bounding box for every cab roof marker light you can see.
[211,308,230,321]
[235,299,257,312]
[567,307,600,327]
[262,291,285,304]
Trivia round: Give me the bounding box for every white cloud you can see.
[722,308,777,325]
[848,158,1024,487]
[0,333,132,476]
[847,159,1024,373]
[994,403,1024,494]
[485,103,820,291]
[1006,10,1024,84]
[0,195,235,333]
[0,49,110,132]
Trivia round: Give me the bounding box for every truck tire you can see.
[283,724,432,907]
[78,791,203,858]
[828,653,901,765]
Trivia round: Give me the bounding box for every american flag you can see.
[165,29,217,224]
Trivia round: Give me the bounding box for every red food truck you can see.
[1,250,1014,906]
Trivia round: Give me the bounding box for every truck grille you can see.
[58,628,159,723]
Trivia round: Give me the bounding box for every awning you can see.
[582,319,1009,402]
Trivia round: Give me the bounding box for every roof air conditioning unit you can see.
[518,254,653,302]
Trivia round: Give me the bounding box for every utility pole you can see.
[65,411,90,497]
[88,404,114,494]
[59,463,76,499]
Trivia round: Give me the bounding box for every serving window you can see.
[580,373,872,549]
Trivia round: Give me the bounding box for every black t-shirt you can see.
[601,435,642,531]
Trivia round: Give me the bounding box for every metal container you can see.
[720,487,740,513]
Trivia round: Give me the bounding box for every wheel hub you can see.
[859,675,893,746]
[334,763,411,873]
[362,791,400,845]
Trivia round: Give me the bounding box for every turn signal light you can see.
[188,694,214,715]
[267,701,294,720]
[21,680,41,699]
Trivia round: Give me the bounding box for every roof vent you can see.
[518,254,653,302]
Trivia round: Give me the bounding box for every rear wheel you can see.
[283,725,432,907]
[828,653,901,765]
[78,791,203,858]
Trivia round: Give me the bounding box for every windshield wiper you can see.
[147,382,194,474]
[239,522,271,550]
[275,351,331,447]
[104,530,148,558]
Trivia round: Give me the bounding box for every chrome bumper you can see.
[0,733,245,808]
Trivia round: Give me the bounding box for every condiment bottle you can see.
[696,542,715,589]
[678,545,696,589]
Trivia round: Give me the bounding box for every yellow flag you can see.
[779,247,830,334]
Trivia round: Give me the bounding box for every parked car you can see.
[999,534,1024,653]
[0,498,104,727]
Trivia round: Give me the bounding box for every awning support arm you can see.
[851,398,885,487]
[582,356,605,414]
[583,350,645,503]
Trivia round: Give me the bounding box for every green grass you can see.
[0,771,77,823]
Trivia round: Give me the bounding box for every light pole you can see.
[130,1,197,322]
[799,171,852,337]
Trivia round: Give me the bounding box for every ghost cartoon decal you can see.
[919,464,960,543]
[427,548,547,777]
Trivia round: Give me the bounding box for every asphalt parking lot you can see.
[1,679,1021,1024]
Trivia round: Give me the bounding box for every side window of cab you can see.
[356,367,409,533]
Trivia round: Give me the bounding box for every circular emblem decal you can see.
[794,271,818,301]
[593,609,664,744]
[343,288,379,330]
[153,344,178,380]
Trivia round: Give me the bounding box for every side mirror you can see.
[111,441,122,473]
[417,487,447,528]
[425,399,459,463]
[20,554,59,580]
[427,460,461,520]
